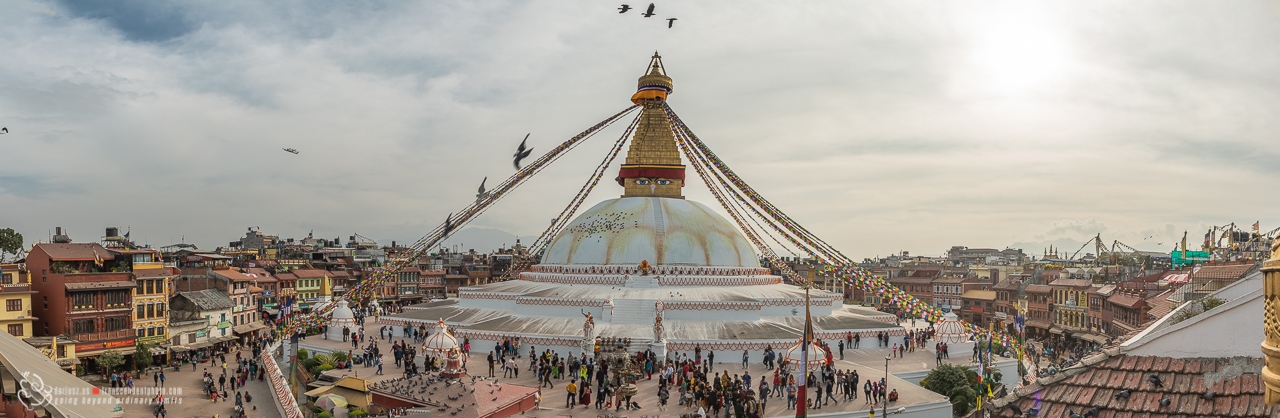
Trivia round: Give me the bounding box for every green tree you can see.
[97,349,125,375]
[0,228,23,262]
[922,363,981,416]
[134,342,153,373]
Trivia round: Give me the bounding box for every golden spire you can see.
[618,52,685,199]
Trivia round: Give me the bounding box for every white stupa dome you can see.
[542,197,759,267]
[326,300,357,340]
[935,312,970,344]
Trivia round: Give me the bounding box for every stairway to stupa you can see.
[610,298,658,324]
[624,274,659,288]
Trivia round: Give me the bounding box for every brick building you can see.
[27,243,137,364]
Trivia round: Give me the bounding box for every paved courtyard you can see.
[292,317,983,417]
[112,345,277,418]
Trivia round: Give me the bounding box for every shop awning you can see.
[1077,333,1108,344]
[233,323,267,335]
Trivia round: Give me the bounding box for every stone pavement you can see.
[113,346,276,418]
[294,317,977,417]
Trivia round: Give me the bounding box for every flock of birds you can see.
[370,374,505,415]
[619,3,677,27]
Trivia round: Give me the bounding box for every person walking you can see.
[159,372,165,387]
[742,350,749,370]
[838,340,845,360]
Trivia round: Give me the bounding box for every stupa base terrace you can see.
[383,270,905,361]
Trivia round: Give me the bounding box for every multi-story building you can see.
[888,276,935,308]
[1087,284,1115,335]
[1106,289,1150,336]
[0,263,37,340]
[960,289,997,328]
[292,269,331,307]
[132,269,173,347]
[169,289,237,345]
[246,268,278,308]
[419,269,446,300]
[992,279,1020,332]
[1049,278,1094,333]
[396,267,422,302]
[932,277,970,313]
[27,241,137,365]
[1024,284,1053,337]
[210,269,257,328]
[274,272,297,305]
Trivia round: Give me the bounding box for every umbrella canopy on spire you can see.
[783,340,827,368]
[422,319,459,352]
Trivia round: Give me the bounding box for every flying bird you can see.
[618,4,630,13]
[443,213,455,236]
[476,177,489,203]
[282,148,299,154]
[513,133,533,170]
[0,127,7,134]
[667,17,677,28]
[642,3,655,17]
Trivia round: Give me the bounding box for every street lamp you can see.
[884,356,890,417]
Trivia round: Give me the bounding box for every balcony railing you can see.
[0,283,31,293]
[71,329,135,342]
[131,262,165,270]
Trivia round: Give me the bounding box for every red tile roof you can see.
[1049,278,1094,288]
[274,272,297,280]
[1107,293,1147,309]
[1026,284,1052,293]
[33,243,113,261]
[996,355,1273,418]
[291,269,329,279]
[1193,264,1255,281]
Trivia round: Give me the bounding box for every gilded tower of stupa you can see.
[618,53,685,199]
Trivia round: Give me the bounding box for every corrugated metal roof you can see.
[175,289,234,311]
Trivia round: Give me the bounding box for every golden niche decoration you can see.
[1263,239,1280,404]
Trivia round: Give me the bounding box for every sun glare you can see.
[961,7,1072,96]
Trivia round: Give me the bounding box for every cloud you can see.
[1038,219,1107,239]
[0,0,1277,259]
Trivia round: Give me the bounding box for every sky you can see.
[2,0,1279,260]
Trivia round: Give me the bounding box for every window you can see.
[5,299,20,312]
[104,316,128,332]
[72,319,95,334]
[146,280,154,295]
[157,325,164,336]
[146,303,155,318]
[0,273,11,285]
[72,293,94,310]
[6,324,22,337]
[156,303,165,317]
[147,327,155,337]
[137,304,145,319]
[137,328,146,338]
[105,290,129,308]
